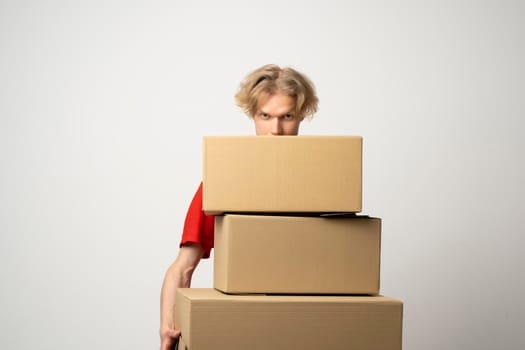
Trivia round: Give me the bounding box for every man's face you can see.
[253,92,303,136]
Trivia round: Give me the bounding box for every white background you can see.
[1,0,524,349]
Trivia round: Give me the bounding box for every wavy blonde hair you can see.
[235,64,318,119]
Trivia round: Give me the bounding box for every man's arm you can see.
[160,243,204,350]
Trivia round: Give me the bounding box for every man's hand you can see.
[160,243,204,350]
[160,327,180,350]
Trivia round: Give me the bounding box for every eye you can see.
[283,114,295,120]
[259,113,270,120]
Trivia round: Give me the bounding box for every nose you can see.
[270,117,283,135]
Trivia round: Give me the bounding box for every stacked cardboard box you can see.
[175,136,403,350]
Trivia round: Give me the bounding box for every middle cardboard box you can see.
[214,214,381,295]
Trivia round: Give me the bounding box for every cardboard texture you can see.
[202,136,362,214]
[178,337,187,350]
[214,214,381,294]
[176,288,403,350]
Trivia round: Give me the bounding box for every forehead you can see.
[257,92,296,113]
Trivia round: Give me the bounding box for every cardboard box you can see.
[178,337,187,350]
[176,288,403,350]
[214,214,381,294]
[203,136,362,214]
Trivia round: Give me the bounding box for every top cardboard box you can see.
[203,136,362,214]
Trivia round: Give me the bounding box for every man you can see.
[159,64,319,350]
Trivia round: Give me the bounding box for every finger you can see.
[160,338,174,350]
[160,334,178,350]
[167,328,181,339]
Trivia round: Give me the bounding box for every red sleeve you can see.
[179,182,215,259]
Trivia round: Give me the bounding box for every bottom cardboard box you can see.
[178,336,187,350]
[176,288,403,350]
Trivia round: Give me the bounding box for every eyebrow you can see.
[258,108,295,117]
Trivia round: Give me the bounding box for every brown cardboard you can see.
[178,337,187,350]
[202,136,362,214]
[176,288,403,350]
[214,214,381,294]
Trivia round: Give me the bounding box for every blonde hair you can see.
[235,64,318,119]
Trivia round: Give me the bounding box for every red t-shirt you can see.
[179,182,215,258]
